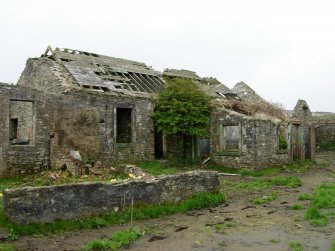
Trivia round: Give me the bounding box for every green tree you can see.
[152,78,211,137]
[152,78,211,160]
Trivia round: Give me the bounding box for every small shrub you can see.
[279,134,288,150]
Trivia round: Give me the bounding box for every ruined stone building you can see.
[0,47,314,176]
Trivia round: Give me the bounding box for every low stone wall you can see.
[4,170,219,224]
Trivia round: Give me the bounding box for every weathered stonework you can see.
[0,83,155,176]
[3,170,220,224]
[210,109,290,168]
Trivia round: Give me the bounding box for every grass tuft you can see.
[289,241,304,251]
[253,192,277,205]
[298,193,312,201]
[0,243,15,251]
[83,227,142,251]
[291,204,304,210]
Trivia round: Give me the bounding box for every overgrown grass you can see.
[331,240,335,251]
[270,176,302,188]
[291,204,304,210]
[288,241,304,251]
[222,176,301,191]
[138,161,180,176]
[298,193,312,201]
[83,227,143,251]
[283,160,316,173]
[304,183,335,227]
[0,243,15,251]
[0,192,225,239]
[253,192,278,204]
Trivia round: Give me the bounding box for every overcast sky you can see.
[1,0,335,112]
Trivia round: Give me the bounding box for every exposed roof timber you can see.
[128,72,152,93]
[143,75,162,91]
[121,72,146,92]
[147,75,165,90]
[136,73,159,92]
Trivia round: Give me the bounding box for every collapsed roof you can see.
[162,69,240,101]
[43,46,166,94]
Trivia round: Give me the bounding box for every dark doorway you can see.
[199,138,210,160]
[154,127,163,159]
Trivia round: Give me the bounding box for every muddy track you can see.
[11,153,335,251]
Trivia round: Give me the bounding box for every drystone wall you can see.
[4,170,220,224]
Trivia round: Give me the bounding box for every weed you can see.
[269,238,280,244]
[0,243,15,251]
[253,192,278,204]
[0,192,225,238]
[312,183,335,209]
[298,193,312,201]
[284,160,316,173]
[304,207,328,226]
[214,224,223,231]
[291,204,304,210]
[269,176,301,188]
[224,222,234,227]
[83,227,142,250]
[289,241,304,251]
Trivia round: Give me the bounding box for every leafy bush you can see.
[151,77,211,137]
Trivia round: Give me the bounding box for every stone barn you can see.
[0,46,313,176]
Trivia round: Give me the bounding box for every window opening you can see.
[116,108,132,143]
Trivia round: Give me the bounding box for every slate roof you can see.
[43,47,166,94]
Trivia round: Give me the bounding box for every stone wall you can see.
[0,83,155,176]
[210,110,290,169]
[3,170,220,224]
[316,125,335,151]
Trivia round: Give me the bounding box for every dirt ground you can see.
[11,152,335,251]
